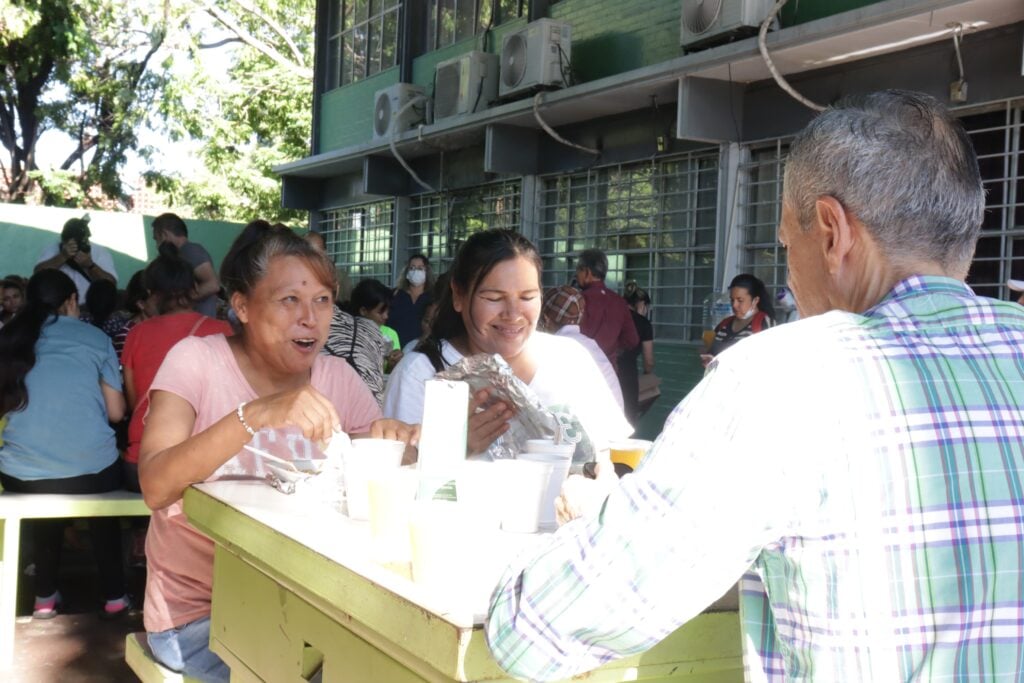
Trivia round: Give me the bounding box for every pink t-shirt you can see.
[143,334,381,633]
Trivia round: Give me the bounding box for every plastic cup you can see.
[408,501,475,591]
[455,460,501,529]
[344,439,406,520]
[608,439,654,472]
[518,440,574,532]
[368,468,420,564]
[493,459,554,533]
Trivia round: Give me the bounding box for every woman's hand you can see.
[467,387,513,455]
[244,386,340,444]
[370,418,420,465]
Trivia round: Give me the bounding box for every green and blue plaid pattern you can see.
[487,276,1024,682]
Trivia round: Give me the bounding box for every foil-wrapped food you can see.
[436,353,582,461]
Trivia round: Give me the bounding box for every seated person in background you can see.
[384,229,631,464]
[1,277,25,328]
[539,285,623,410]
[138,221,417,683]
[82,279,134,362]
[618,281,654,425]
[486,89,1024,682]
[348,279,403,372]
[34,215,117,304]
[702,272,775,366]
[121,243,233,492]
[0,270,130,620]
[111,270,153,358]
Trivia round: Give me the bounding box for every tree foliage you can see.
[0,0,170,207]
[1,0,315,223]
[147,0,315,223]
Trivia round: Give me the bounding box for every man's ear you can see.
[231,291,249,324]
[814,196,856,275]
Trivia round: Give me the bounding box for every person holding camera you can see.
[35,216,118,305]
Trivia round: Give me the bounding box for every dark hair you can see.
[152,213,188,238]
[416,229,541,371]
[577,248,608,280]
[144,242,196,315]
[61,216,91,244]
[729,273,775,321]
[397,253,435,292]
[0,270,78,416]
[219,220,337,328]
[85,279,118,327]
[347,279,393,317]
[623,281,651,308]
[124,270,149,317]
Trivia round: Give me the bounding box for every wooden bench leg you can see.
[0,516,21,669]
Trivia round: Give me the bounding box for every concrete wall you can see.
[0,203,247,284]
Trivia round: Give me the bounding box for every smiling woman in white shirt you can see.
[383,229,631,465]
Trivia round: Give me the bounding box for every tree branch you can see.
[199,37,243,49]
[234,0,306,67]
[202,3,312,80]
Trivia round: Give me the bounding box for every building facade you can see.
[277,0,1024,436]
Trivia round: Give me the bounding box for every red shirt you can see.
[579,281,640,367]
[121,312,233,463]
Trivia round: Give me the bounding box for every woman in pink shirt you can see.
[137,222,418,683]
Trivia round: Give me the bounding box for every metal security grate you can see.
[538,151,720,343]
[319,200,396,295]
[738,139,790,295]
[960,101,1024,300]
[407,179,522,273]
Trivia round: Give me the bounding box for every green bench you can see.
[125,632,202,683]
[0,490,150,669]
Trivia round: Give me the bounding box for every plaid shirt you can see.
[486,276,1024,682]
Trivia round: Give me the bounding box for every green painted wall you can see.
[549,0,681,82]
[318,68,400,153]
[0,203,246,285]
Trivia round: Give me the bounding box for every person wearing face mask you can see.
[389,254,435,348]
[703,273,775,365]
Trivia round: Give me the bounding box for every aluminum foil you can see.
[436,353,560,460]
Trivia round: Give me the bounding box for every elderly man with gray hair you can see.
[486,90,1024,681]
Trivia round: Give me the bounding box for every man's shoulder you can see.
[180,240,212,265]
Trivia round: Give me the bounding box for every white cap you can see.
[1007,279,1024,292]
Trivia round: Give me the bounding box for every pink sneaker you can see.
[101,595,131,621]
[32,591,61,620]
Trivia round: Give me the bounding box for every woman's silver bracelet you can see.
[236,401,257,437]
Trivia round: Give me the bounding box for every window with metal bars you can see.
[426,0,527,52]
[961,101,1024,300]
[737,102,1024,304]
[407,180,522,271]
[738,140,790,296]
[538,151,720,343]
[326,0,401,90]
[319,201,396,288]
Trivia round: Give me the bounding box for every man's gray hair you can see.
[783,90,984,271]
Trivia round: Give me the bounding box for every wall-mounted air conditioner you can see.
[372,83,427,141]
[499,18,572,100]
[680,0,773,52]
[434,51,499,121]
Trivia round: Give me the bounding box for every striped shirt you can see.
[486,276,1024,682]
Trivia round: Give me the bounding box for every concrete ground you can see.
[4,523,147,682]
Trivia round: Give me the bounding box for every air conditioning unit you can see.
[372,83,427,141]
[680,0,773,52]
[499,18,572,100]
[434,51,499,121]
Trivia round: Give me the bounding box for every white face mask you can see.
[738,303,757,320]
[407,269,426,286]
